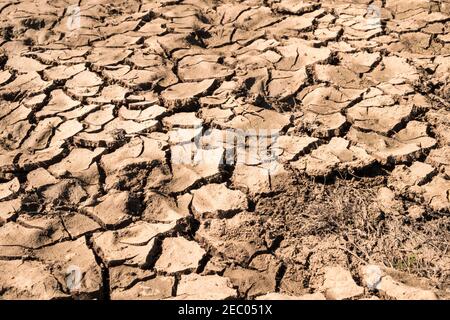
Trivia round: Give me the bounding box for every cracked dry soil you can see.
[0,0,449,300]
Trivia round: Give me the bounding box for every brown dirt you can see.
[0,0,449,300]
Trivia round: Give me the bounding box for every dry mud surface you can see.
[0,0,449,300]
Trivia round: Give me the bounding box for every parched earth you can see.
[0,0,449,300]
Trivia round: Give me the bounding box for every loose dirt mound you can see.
[0,0,449,300]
